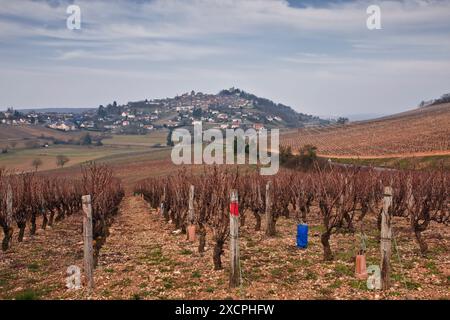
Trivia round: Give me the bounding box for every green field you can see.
[0,132,169,172]
[102,131,168,147]
[0,145,144,172]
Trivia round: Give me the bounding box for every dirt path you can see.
[65,195,233,300]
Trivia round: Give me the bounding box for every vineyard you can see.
[0,164,449,299]
[281,103,450,157]
[0,164,124,261]
[135,167,449,267]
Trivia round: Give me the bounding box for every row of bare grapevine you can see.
[0,169,83,251]
[0,164,124,256]
[81,164,125,263]
[135,166,449,267]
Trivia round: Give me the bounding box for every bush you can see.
[56,155,70,168]
[80,133,92,145]
[280,144,327,171]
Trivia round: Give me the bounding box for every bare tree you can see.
[56,154,70,168]
[31,158,43,171]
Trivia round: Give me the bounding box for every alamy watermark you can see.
[65,265,81,290]
[66,5,81,30]
[170,123,279,175]
[367,5,382,30]
[367,265,382,290]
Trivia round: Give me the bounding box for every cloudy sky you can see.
[0,0,449,117]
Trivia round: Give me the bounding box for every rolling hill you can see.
[119,88,327,129]
[0,124,99,149]
[281,102,450,158]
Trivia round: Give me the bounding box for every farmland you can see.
[0,131,168,173]
[0,125,101,150]
[101,130,168,147]
[281,103,450,158]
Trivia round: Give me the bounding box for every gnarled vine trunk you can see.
[254,211,261,231]
[17,222,26,242]
[213,239,224,270]
[198,223,206,254]
[2,226,13,251]
[321,232,333,261]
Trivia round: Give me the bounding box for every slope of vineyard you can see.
[281,103,450,157]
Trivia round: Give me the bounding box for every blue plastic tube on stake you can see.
[296,224,308,248]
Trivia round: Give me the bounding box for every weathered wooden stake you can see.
[187,185,195,241]
[2,184,14,251]
[229,189,241,288]
[380,186,392,290]
[82,195,94,292]
[265,181,275,236]
[188,185,195,224]
[161,186,168,222]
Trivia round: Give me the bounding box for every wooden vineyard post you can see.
[2,184,14,251]
[187,185,196,242]
[161,186,168,222]
[380,186,393,290]
[82,195,94,292]
[188,185,195,223]
[265,181,275,236]
[229,189,241,288]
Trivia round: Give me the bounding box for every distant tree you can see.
[56,155,70,168]
[113,101,117,108]
[98,105,107,118]
[298,145,318,169]
[32,158,43,171]
[193,108,202,118]
[337,117,349,125]
[299,144,317,158]
[280,145,294,165]
[279,144,321,170]
[80,133,92,145]
[167,129,174,147]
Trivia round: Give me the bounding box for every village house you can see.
[217,113,228,120]
[49,121,77,131]
[253,123,265,131]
